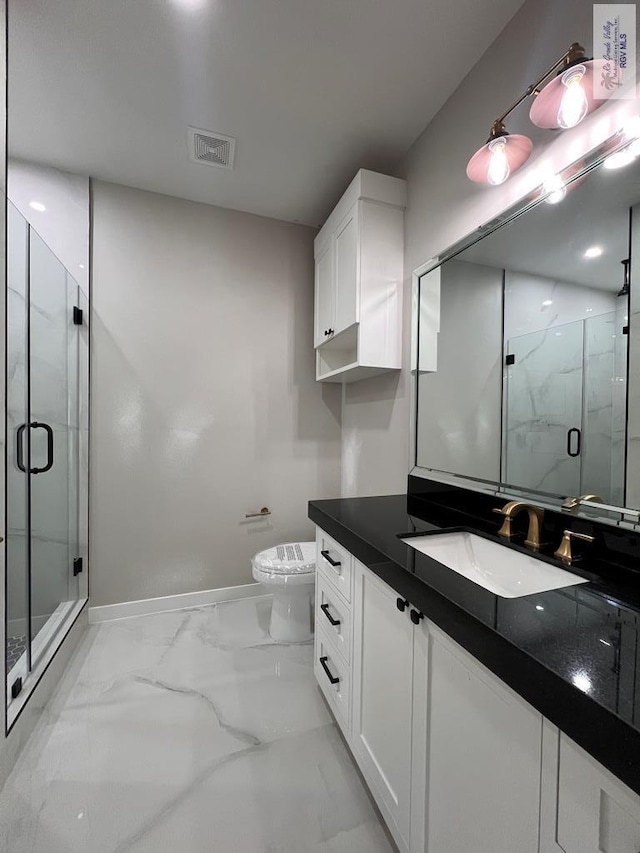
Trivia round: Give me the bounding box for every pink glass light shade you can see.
[466,133,533,185]
[529,60,610,129]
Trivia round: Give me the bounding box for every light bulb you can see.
[557,65,588,129]
[487,138,510,186]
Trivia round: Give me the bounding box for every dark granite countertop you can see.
[308,492,640,797]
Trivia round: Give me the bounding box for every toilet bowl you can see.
[252,542,316,643]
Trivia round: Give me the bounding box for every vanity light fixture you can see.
[584,246,603,259]
[466,120,533,186]
[467,43,610,186]
[529,43,606,130]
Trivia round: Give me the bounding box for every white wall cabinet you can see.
[314,170,406,383]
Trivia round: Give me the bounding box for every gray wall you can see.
[90,181,342,607]
[341,0,630,496]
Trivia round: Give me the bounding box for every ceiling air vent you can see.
[188,126,236,170]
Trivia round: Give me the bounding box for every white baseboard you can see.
[88,583,268,624]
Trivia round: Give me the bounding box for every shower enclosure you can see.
[504,308,627,505]
[5,202,88,724]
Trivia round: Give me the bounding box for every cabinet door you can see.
[426,628,542,853]
[314,239,334,348]
[352,560,414,851]
[555,732,640,853]
[334,203,359,335]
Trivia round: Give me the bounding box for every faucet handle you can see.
[554,529,595,565]
[492,506,513,539]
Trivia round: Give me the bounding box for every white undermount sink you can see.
[402,532,588,598]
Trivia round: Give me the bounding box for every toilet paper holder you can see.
[245,507,271,518]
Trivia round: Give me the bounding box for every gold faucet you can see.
[561,494,604,513]
[554,529,595,565]
[492,501,546,551]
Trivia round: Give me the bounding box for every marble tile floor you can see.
[0,597,395,853]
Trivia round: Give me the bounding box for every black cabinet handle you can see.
[410,609,424,625]
[327,328,334,335]
[16,423,27,473]
[396,597,409,612]
[320,603,340,626]
[320,549,341,568]
[324,329,328,336]
[31,422,54,474]
[319,655,340,685]
[567,427,581,458]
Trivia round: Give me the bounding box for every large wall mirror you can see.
[414,128,640,526]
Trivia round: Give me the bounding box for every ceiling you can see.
[8,0,525,226]
[461,155,640,292]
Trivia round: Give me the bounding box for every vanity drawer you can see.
[316,572,352,665]
[314,627,351,735]
[316,528,353,603]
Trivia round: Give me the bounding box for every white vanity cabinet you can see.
[313,525,640,853]
[425,627,542,853]
[351,560,427,851]
[540,723,640,853]
[313,169,406,383]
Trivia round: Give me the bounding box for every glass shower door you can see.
[5,204,85,712]
[6,202,30,686]
[504,322,584,496]
[28,231,80,658]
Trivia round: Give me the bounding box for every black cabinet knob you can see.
[328,328,334,335]
[396,597,409,612]
[410,609,424,625]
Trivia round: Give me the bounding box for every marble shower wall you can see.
[504,271,624,503]
[583,312,626,506]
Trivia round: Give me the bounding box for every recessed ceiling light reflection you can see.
[29,200,46,212]
[584,246,603,259]
[535,604,544,611]
[542,299,553,307]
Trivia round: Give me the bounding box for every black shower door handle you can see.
[567,427,581,458]
[31,422,54,474]
[16,423,27,472]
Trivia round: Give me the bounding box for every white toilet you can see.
[251,542,316,643]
